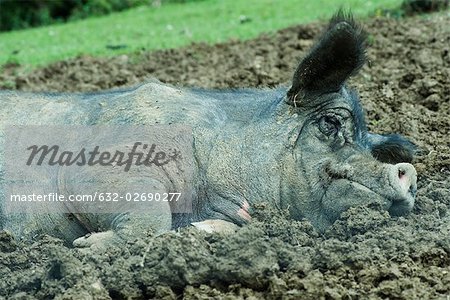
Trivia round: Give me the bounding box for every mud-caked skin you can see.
[0,11,417,247]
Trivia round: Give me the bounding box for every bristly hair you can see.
[327,9,368,76]
[287,9,369,106]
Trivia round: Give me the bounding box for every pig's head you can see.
[280,11,417,231]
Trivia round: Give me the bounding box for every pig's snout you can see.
[388,163,417,216]
[394,163,417,196]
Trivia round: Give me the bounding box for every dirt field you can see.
[1,13,449,299]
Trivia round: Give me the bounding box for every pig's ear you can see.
[287,10,367,106]
[368,133,417,164]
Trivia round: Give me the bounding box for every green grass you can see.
[0,0,403,68]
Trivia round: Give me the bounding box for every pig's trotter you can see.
[73,230,120,250]
[191,219,239,234]
[193,200,251,233]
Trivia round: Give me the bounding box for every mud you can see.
[1,13,450,299]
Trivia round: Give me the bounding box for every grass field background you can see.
[0,0,403,68]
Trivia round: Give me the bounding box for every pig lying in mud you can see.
[0,12,417,248]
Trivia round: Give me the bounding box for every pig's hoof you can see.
[191,219,239,234]
[73,230,120,250]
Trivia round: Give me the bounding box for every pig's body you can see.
[0,12,418,248]
[0,85,290,244]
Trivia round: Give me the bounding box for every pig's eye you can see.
[319,115,341,136]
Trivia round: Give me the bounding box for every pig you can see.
[0,11,417,248]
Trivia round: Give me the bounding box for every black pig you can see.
[0,12,417,247]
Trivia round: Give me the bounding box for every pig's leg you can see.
[192,200,251,234]
[2,176,90,244]
[60,165,173,249]
[72,200,172,249]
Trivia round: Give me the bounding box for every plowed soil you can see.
[1,13,449,299]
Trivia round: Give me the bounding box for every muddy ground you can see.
[1,12,450,299]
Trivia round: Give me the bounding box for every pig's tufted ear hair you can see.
[287,10,367,107]
[368,133,417,164]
